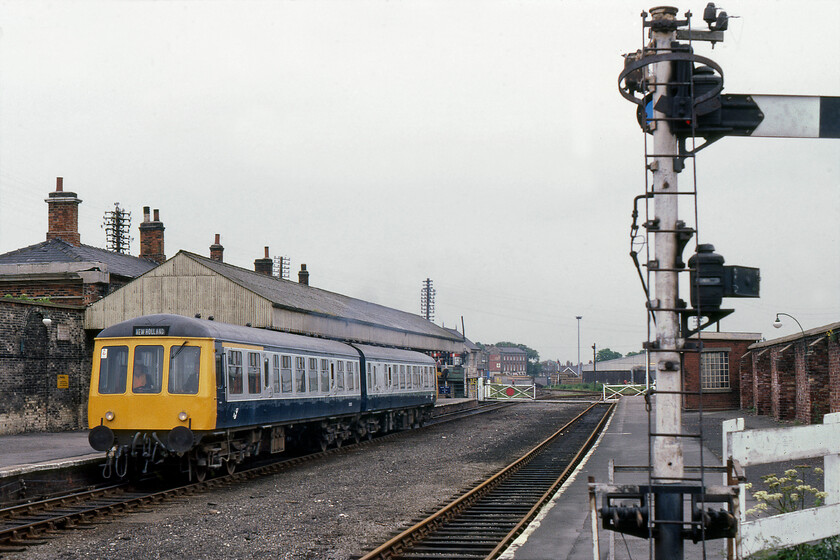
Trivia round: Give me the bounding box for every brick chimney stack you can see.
[46,177,82,246]
[210,234,224,262]
[298,263,309,286]
[138,206,166,264]
[254,246,273,276]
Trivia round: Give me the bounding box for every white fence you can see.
[478,378,535,401]
[601,383,651,401]
[724,412,840,557]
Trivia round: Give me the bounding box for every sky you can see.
[0,0,837,363]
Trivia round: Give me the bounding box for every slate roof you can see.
[180,251,462,341]
[0,238,157,278]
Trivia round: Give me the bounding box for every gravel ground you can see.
[10,402,590,560]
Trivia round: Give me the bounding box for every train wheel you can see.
[194,462,208,482]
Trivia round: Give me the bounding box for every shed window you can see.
[168,345,200,394]
[98,346,128,394]
[228,350,243,394]
[701,351,730,390]
[133,345,164,394]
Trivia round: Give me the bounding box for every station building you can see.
[0,179,463,434]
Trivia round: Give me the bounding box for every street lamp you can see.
[576,316,582,378]
[773,312,804,336]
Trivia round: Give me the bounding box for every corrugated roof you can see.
[181,251,461,342]
[0,239,157,278]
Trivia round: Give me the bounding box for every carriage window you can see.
[413,366,420,388]
[366,363,372,389]
[168,345,201,394]
[228,351,243,394]
[346,362,354,391]
[272,355,281,393]
[247,352,261,394]
[295,357,306,393]
[335,361,344,390]
[373,364,378,388]
[308,358,319,393]
[280,355,292,393]
[133,345,164,394]
[98,346,128,394]
[399,365,406,389]
[387,366,393,388]
[320,359,329,394]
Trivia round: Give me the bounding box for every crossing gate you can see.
[479,379,535,401]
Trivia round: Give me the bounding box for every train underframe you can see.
[99,405,433,481]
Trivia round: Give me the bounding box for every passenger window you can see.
[98,345,128,394]
[133,345,164,394]
[399,365,406,389]
[228,351,243,394]
[346,362,354,391]
[387,366,392,388]
[168,345,200,394]
[336,361,344,390]
[413,366,420,388]
[308,358,319,393]
[366,363,372,389]
[272,355,281,393]
[320,359,329,394]
[295,357,306,393]
[247,352,261,394]
[281,355,292,393]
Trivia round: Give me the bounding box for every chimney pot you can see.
[138,205,165,264]
[153,209,160,222]
[56,177,63,192]
[210,234,224,262]
[264,246,269,258]
[255,246,273,276]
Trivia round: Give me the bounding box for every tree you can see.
[595,348,622,362]
[625,349,645,356]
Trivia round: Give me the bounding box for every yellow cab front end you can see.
[88,335,218,457]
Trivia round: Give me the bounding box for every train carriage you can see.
[88,314,436,479]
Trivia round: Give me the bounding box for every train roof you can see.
[97,314,358,356]
[351,343,436,365]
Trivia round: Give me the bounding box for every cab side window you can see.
[168,345,200,394]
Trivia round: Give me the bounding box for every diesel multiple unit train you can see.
[88,314,437,479]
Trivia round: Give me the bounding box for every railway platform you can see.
[500,395,789,560]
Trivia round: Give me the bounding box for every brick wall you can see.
[753,349,772,415]
[0,300,92,434]
[739,352,754,409]
[771,345,796,421]
[747,323,840,424]
[682,337,755,411]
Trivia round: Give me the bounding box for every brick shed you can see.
[741,321,840,424]
[682,332,762,410]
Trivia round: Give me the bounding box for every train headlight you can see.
[104,411,115,421]
[178,411,189,422]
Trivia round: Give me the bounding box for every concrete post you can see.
[649,6,684,559]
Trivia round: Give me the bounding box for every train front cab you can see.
[87,335,217,473]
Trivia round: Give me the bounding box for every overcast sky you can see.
[0,1,837,362]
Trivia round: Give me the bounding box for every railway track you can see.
[357,401,614,560]
[0,401,508,555]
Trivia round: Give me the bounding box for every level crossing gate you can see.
[478,378,535,401]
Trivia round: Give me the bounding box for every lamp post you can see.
[773,312,804,336]
[576,316,582,378]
